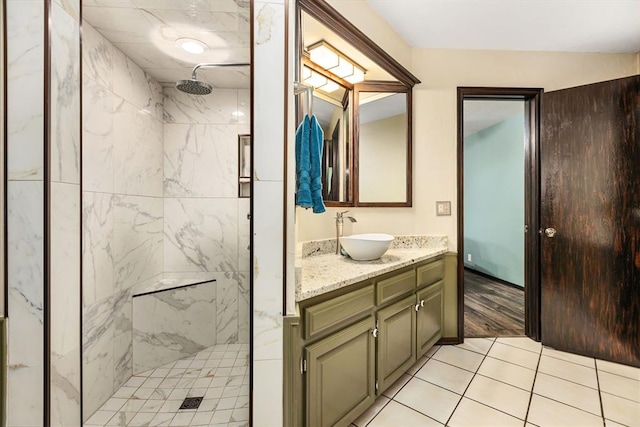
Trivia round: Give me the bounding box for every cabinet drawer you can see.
[376,270,416,305]
[417,259,444,287]
[304,285,374,340]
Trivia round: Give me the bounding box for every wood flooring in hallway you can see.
[464,269,525,337]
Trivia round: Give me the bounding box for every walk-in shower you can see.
[176,63,251,95]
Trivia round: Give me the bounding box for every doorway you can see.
[457,87,543,342]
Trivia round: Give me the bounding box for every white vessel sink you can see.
[340,233,394,261]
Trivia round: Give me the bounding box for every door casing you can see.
[456,87,543,342]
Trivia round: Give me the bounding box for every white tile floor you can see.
[85,344,249,427]
[353,337,640,427]
[85,338,640,426]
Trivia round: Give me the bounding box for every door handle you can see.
[544,227,557,238]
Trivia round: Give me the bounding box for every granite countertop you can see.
[297,246,448,302]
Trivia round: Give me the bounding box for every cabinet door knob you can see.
[415,303,421,312]
[420,300,425,307]
[372,328,378,338]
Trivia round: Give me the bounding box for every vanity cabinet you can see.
[416,281,444,357]
[305,316,376,427]
[376,295,416,392]
[287,256,446,427]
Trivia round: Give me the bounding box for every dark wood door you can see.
[540,75,640,367]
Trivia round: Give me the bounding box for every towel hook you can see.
[294,81,314,117]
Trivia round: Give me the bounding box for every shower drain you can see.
[179,397,204,410]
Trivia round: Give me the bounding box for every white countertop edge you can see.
[296,247,448,302]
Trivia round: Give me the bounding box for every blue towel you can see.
[309,115,326,213]
[295,115,312,208]
[295,115,326,214]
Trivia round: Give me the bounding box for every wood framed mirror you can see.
[296,0,420,207]
[354,82,412,206]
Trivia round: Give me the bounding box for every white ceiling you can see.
[464,100,524,137]
[83,0,250,88]
[366,0,640,53]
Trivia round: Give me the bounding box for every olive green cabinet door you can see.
[376,295,416,393]
[416,281,444,358]
[305,316,376,427]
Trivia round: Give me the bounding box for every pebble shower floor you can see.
[85,343,249,426]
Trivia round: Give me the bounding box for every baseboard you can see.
[464,267,524,291]
[437,337,462,345]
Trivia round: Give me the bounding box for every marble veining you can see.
[216,273,240,344]
[132,282,217,373]
[82,192,115,306]
[7,182,44,367]
[113,46,164,119]
[298,247,449,301]
[164,124,238,198]
[6,0,45,181]
[51,1,81,184]
[51,182,81,361]
[114,195,163,290]
[113,100,163,197]
[7,365,44,426]
[164,198,238,272]
[51,348,81,426]
[82,22,115,90]
[163,87,241,125]
[82,78,116,193]
[83,294,116,417]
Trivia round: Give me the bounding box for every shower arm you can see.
[191,62,251,80]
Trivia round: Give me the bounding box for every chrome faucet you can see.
[335,210,357,254]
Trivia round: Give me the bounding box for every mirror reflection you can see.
[313,87,351,202]
[357,92,408,203]
[298,2,418,207]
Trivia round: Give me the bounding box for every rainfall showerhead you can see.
[175,62,250,96]
[175,79,213,95]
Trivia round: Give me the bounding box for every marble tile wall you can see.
[253,1,287,425]
[163,87,251,346]
[50,0,82,423]
[6,1,83,425]
[132,282,216,374]
[6,0,46,425]
[82,21,164,419]
[83,19,251,419]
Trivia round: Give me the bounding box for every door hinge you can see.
[524,224,529,233]
[300,358,307,374]
[372,320,379,338]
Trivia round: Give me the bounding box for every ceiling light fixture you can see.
[307,41,366,84]
[302,66,340,93]
[176,38,208,55]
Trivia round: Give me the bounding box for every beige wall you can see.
[298,48,638,245]
[359,114,406,203]
[326,0,412,69]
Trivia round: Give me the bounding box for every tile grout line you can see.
[594,361,607,425]
[522,343,544,425]
[443,338,498,426]
[369,346,444,427]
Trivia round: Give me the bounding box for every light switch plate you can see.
[436,201,451,216]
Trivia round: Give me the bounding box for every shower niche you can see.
[239,134,251,198]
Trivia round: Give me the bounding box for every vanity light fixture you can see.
[176,37,208,54]
[307,40,366,83]
[302,65,340,93]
